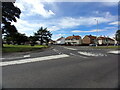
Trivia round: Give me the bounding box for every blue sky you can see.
[12,0,119,40]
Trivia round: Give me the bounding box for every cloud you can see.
[56,13,117,29]
[14,0,55,18]
[52,34,66,40]
[109,21,119,26]
[35,0,119,2]
[101,2,118,7]
[12,12,117,36]
[12,0,117,38]
[71,29,105,33]
[11,19,47,36]
[48,26,61,31]
[72,26,117,33]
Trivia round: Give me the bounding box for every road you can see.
[1,45,119,88]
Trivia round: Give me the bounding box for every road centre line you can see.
[78,51,107,57]
[53,49,63,54]
[107,50,120,54]
[2,57,25,60]
[63,47,77,50]
[24,55,30,58]
[1,54,31,60]
[70,53,88,58]
[0,54,69,67]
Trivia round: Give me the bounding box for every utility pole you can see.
[94,19,98,47]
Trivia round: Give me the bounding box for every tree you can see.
[4,32,29,45]
[115,30,120,43]
[14,33,29,45]
[29,36,38,46]
[3,36,12,45]
[34,27,52,45]
[2,2,21,35]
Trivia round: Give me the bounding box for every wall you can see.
[82,36,90,44]
[65,39,82,45]
[56,38,65,44]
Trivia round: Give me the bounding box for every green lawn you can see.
[2,44,48,53]
[91,46,120,49]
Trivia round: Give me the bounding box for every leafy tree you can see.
[4,33,29,45]
[14,33,29,45]
[3,36,12,45]
[29,36,38,46]
[2,2,21,35]
[34,27,52,45]
[115,30,120,43]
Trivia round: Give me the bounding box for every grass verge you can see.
[2,44,48,53]
[91,46,120,49]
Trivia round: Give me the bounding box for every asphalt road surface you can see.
[1,45,119,88]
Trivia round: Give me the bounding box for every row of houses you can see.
[55,35,117,46]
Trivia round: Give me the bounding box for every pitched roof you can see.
[65,36,81,40]
[86,35,96,39]
[97,36,106,40]
[97,36,114,41]
[107,37,114,41]
[56,37,64,41]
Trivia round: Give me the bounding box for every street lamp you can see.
[94,19,98,47]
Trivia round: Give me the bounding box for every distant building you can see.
[82,35,97,45]
[65,35,82,45]
[56,37,65,45]
[106,37,115,45]
[97,36,107,45]
[113,37,118,45]
[49,40,56,44]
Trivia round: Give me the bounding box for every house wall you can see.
[108,40,115,44]
[98,40,106,45]
[82,36,91,44]
[65,39,82,45]
[114,40,118,44]
[98,40,102,45]
[56,38,65,44]
[103,40,107,45]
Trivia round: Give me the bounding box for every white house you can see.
[97,36,107,45]
[97,36,115,45]
[65,35,82,45]
[106,37,115,45]
[56,37,65,45]
[113,37,118,45]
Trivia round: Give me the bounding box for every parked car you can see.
[89,44,96,46]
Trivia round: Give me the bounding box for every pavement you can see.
[1,45,119,88]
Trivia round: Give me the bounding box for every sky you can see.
[12,0,119,40]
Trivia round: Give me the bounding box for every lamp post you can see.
[94,19,98,47]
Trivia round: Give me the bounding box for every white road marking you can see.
[24,55,30,58]
[0,58,5,60]
[70,53,88,58]
[63,47,77,50]
[59,53,63,54]
[53,49,58,52]
[53,49,63,54]
[107,50,120,54]
[2,57,24,60]
[2,55,31,60]
[0,54,69,67]
[78,51,107,57]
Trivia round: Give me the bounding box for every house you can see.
[97,36,107,45]
[82,35,97,45]
[56,37,65,45]
[106,37,115,45]
[65,35,82,45]
[113,37,118,45]
[97,36,115,45]
[49,40,56,44]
